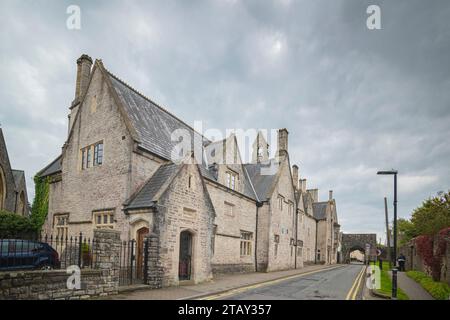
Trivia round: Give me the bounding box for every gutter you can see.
[254,201,264,272]
[315,220,318,264]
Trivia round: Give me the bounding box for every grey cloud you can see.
[0,0,449,242]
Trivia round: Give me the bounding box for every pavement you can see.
[388,271,434,300]
[102,264,345,300]
[102,263,365,300]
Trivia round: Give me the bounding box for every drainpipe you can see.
[315,221,318,264]
[255,201,263,272]
[295,210,298,269]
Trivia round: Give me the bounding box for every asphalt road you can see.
[218,264,365,300]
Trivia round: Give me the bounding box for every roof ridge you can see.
[105,68,210,143]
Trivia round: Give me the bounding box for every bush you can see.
[0,210,38,238]
[406,271,450,300]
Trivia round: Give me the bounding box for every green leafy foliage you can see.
[406,271,450,300]
[0,210,38,238]
[397,191,450,245]
[30,175,50,231]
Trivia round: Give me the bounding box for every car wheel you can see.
[39,264,53,270]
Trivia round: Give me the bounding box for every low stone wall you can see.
[212,263,255,274]
[0,269,115,300]
[0,229,121,300]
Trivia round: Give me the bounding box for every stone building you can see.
[39,54,341,286]
[0,128,30,216]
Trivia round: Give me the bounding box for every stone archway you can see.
[341,234,377,264]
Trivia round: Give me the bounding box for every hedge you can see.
[406,271,450,300]
[0,210,38,238]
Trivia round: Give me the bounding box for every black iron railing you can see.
[0,233,99,271]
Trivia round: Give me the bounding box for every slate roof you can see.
[244,159,279,201]
[108,72,208,160]
[39,64,259,201]
[312,201,328,220]
[39,155,62,177]
[124,163,181,210]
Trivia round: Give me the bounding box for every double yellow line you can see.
[198,265,342,300]
[345,266,366,300]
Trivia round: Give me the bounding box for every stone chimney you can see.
[73,54,93,106]
[292,165,299,190]
[329,190,333,201]
[277,128,288,158]
[307,189,319,203]
[299,179,307,193]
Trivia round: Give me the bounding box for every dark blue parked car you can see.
[0,239,60,271]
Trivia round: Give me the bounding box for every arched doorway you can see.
[0,166,5,210]
[179,231,193,281]
[136,227,149,278]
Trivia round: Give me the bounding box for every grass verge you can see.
[370,261,409,300]
[406,271,450,300]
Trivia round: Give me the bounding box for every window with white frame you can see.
[226,171,238,191]
[93,211,114,229]
[240,231,253,256]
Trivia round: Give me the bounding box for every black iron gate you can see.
[119,238,149,286]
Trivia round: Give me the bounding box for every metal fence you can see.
[118,238,149,286]
[0,233,99,271]
[1,233,151,288]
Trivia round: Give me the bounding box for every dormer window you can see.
[226,171,238,191]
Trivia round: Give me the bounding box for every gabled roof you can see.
[107,71,208,160]
[124,163,181,210]
[11,170,24,189]
[244,159,279,200]
[38,155,62,178]
[312,201,328,220]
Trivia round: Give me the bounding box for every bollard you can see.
[392,268,398,300]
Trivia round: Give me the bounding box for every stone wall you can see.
[0,229,120,300]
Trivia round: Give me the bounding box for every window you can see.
[240,231,253,256]
[226,171,238,191]
[278,195,284,210]
[93,211,114,229]
[86,147,91,168]
[54,214,69,239]
[94,142,103,166]
[188,175,192,189]
[81,149,86,170]
[81,141,104,170]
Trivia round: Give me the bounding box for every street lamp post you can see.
[377,169,398,300]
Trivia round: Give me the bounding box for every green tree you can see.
[411,191,450,236]
[398,218,417,246]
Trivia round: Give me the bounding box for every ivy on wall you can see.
[30,174,50,231]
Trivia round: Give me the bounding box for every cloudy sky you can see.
[1,0,449,242]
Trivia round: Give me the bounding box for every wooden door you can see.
[136,227,149,279]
